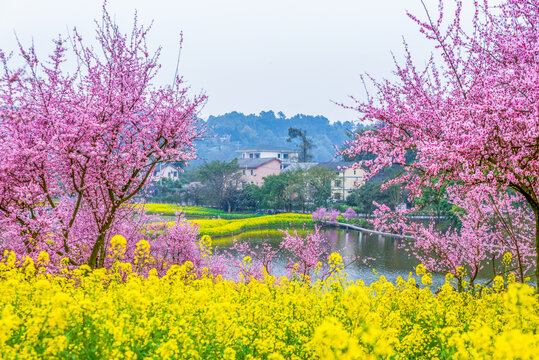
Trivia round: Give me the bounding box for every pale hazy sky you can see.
[0,0,445,123]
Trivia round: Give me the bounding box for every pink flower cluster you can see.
[311,208,340,223]
[342,207,357,219]
[280,226,329,281]
[228,226,330,282]
[227,240,280,281]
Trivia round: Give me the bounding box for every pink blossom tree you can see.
[312,207,340,224]
[0,5,205,268]
[280,226,329,281]
[227,240,281,281]
[144,218,200,273]
[312,207,328,223]
[342,0,539,286]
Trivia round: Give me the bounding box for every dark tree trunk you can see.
[509,183,539,290]
[88,214,115,269]
[88,232,106,269]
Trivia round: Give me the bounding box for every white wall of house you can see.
[330,167,365,201]
[153,165,180,181]
[240,150,299,163]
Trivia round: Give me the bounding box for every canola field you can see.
[144,204,318,237]
[1,251,538,360]
[189,214,313,238]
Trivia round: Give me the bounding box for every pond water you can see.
[214,227,516,288]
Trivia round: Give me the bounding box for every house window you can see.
[250,169,255,175]
[353,170,356,175]
[334,193,342,200]
[242,154,245,158]
[255,153,260,158]
[334,180,341,187]
[242,170,246,175]
[173,171,178,177]
[278,153,281,158]
[250,153,254,158]
[336,171,340,175]
[283,153,289,159]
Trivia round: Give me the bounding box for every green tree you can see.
[180,181,204,206]
[306,167,335,208]
[287,128,315,162]
[197,159,240,213]
[150,178,184,203]
[237,184,262,211]
[285,169,310,213]
[346,181,402,213]
[235,166,335,212]
[260,173,293,212]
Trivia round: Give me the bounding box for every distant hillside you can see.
[191,111,358,167]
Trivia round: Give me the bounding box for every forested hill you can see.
[192,111,358,166]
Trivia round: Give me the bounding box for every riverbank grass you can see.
[144,204,259,219]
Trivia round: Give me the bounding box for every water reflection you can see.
[324,228,425,284]
[216,228,426,285]
[215,228,517,288]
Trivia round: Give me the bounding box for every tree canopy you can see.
[197,159,241,213]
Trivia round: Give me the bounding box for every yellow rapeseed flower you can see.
[0,251,537,359]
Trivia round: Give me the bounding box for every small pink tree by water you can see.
[144,218,201,275]
[228,240,280,281]
[312,208,327,223]
[280,226,329,281]
[312,207,339,223]
[372,187,535,289]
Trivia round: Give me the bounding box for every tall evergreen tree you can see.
[287,128,314,162]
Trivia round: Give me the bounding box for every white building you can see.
[318,162,365,201]
[280,162,318,173]
[237,145,299,169]
[153,164,181,181]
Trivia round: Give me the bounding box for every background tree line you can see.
[146,161,336,213]
[193,111,358,166]
[145,158,451,216]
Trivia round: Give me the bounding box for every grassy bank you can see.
[144,204,258,219]
[210,228,312,245]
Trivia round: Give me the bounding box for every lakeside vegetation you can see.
[144,204,373,238]
[147,164,417,218]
